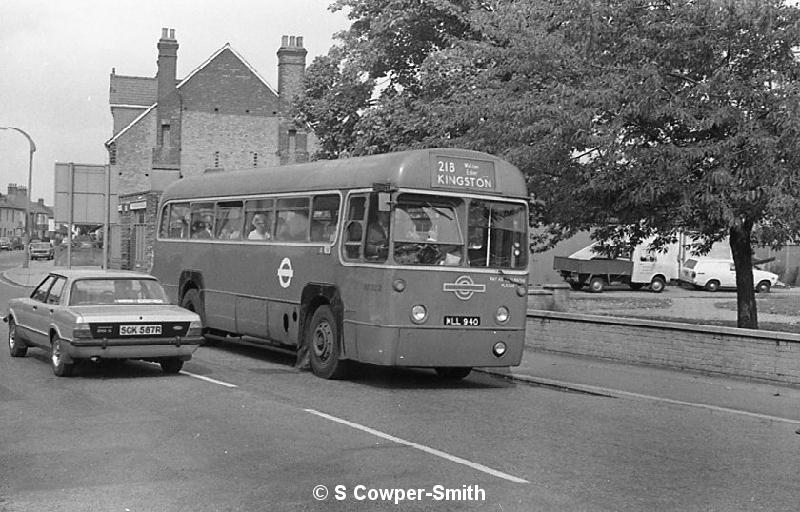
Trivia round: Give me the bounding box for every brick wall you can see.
[527,310,800,385]
[180,48,279,115]
[180,111,281,176]
[113,110,157,196]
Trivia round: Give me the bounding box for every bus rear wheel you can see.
[435,367,472,380]
[307,305,349,380]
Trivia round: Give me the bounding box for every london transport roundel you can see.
[277,257,294,288]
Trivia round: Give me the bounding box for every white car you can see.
[4,269,203,376]
[680,258,778,293]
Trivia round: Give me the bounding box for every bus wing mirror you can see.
[378,192,391,212]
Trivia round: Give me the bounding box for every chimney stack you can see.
[157,27,179,103]
[277,34,307,114]
[154,28,181,169]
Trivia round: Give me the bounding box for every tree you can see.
[301,0,800,329]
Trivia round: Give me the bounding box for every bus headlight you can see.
[410,305,428,324]
[495,306,510,324]
[492,341,507,358]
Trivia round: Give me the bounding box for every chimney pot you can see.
[169,28,175,39]
[161,27,168,39]
[289,36,296,46]
[296,36,303,47]
[282,35,289,47]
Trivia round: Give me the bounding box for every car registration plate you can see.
[119,324,162,336]
[443,315,480,327]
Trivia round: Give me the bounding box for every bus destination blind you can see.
[431,156,497,192]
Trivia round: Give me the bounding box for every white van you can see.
[680,258,778,292]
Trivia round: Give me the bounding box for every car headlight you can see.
[410,305,428,324]
[187,320,203,336]
[495,306,510,324]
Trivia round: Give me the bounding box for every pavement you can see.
[3,262,800,425]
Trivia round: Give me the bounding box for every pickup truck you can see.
[554,239,680,293]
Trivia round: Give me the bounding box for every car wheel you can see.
[435,367,472,380]
[160,358,184,374]
[704,280,720,292]
[8,318,27,357]
[756,281,771,293]
[307,305,349,379]
[588,277,605,293]
[650,277,666,293]
[51,336,74,377]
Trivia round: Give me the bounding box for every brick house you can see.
[106,28,316,270]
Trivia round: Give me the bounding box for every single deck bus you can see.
[152,148,529,379]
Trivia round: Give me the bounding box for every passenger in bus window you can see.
[192,220,212,239]
[170,217,189,239]
[248,213,271,240]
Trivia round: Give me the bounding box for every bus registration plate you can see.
[120,324,162,336]
[443,316,480,327]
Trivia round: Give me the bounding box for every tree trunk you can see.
[729,219,757,329]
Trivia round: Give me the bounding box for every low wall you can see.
[526,310,800,385]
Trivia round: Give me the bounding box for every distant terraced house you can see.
[0,184,53,241]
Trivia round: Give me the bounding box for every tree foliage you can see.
[299,0,800,328]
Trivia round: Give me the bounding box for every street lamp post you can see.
[0,127,37,269]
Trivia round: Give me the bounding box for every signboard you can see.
[430,155,496,192]
[54,163,118,224]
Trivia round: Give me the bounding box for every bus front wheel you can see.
[307,305,349,380]
[180,289,209,343]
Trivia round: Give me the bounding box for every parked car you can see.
[680,258,778,293]
[4,270,203,376]
[10,237,24,250]
[0,237,10,251]
[29,242,54,260]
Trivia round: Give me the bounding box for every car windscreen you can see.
[69,279,169,306]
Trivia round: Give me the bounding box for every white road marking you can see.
[180,370,238,388]
[305,408,528,484]
[506,373,800,425]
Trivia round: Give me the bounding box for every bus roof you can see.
[160,148,527,202]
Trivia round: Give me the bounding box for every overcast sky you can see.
[0,0,351,204]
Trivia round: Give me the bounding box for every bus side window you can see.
[244,198,275,241]
[311,194,340,242]
[165,203,190,239]
[215,201,243,240]
[275,197,310,242]
[343,195,366,261]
